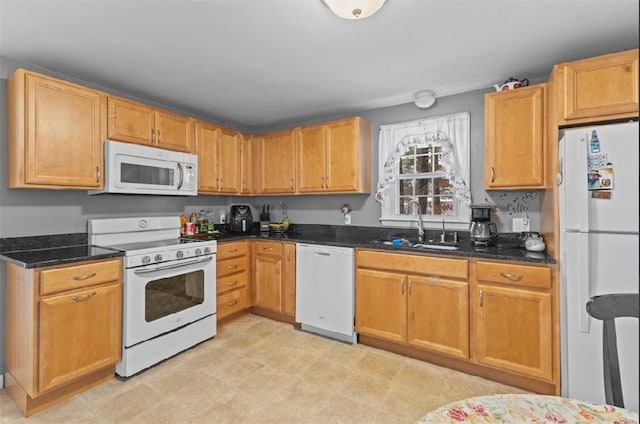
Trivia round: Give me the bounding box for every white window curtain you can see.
[376,112,471,228]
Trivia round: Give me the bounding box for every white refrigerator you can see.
[559,121,639,412]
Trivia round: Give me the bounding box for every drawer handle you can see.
[227,264,238,270]
[72,272,97,281]
[72,292,97,302]
[263,247,274,251]
[429,276,440,283]
[401,277,405,295]
[500,272,524,281]
[227,280,239,287]
[490,166,495,183]
[480,289,484,307]
[226,300,239,307]
[228,248,239,253]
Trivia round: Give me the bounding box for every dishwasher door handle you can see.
[315,252,331,256]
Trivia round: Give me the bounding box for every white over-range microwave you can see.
[89,140,198,196]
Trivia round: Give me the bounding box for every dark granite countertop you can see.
[0,224,555,268]
[0,233,124,269]
[207,224,556,265]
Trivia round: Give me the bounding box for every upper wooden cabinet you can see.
[240,135,254,194]
[484,84,546,190]
[254,129,297,194]
[195,121,241,194]
[556,48,639,124]
[297,117,371,194]
[107,96,195,153]
[7,69,105,189]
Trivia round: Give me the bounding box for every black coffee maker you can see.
[469,204,498,246]
[229,205,253,233]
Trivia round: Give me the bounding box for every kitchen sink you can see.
[412,243,459,251]
[370,238,459,251]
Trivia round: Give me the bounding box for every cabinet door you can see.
[355,268,407,343]
[155,110,194,153]
[325,118,360,192]
[217,128,241,193]
[107,96,154,146]
[484,85,545,189]
[282,243,296,317]
[297,124,326,192]
[474,284,552,381]
[24,73,104,187]
[239,135,253,194]
[256,129,297,194]
[253,254,283,312]
[195,121,220,193]
[38,283,121,394]
[563,49,638,121]
[408,276,469,359]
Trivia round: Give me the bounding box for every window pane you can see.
[399,196,413,215]
[434,146,442,153]
[399,158,414,174]
[434,178,452,195]
[416,146,430,155]
[434,196,454,215]
[433,153,445,172]
[415,178,432,196]
[415,155,432,173]
[399,179,414,195]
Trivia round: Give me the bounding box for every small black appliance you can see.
[229,205,253,234]
[469,204,498,246]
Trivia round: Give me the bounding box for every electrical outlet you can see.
[522,214,531,232]
[512,217,523,232]
[512,217,531,232]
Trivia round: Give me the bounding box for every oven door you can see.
[123,255,215,347]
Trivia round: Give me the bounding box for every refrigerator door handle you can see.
[577,232,591,333]
[578,133,591,233]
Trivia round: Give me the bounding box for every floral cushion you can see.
[418,394,639,423]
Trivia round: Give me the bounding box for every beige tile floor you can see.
[0,314,529,423]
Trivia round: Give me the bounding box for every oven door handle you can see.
[133,256,213,275]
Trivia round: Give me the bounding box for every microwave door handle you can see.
[176,162,184,190]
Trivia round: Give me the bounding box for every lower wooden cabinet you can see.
[5,258,122,416]
[355,249,558,394]
[472,261,553,381]
[356,250,469,359]
[252,240,296,320]
[216,241,251,320]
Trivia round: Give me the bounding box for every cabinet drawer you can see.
[476,261,551,289]
[357,250,468,280]
[217,270,248,295]
[217,256,248,278]
[254,241,283,256]
[40,259,121,296]
[217,241,248,261]
[217,286,251,320]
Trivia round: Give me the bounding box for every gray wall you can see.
[0,58,542,378]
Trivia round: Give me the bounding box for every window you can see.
[376,113,471,229]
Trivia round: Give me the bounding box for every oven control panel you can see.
[125,241,217,268]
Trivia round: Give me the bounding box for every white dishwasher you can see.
[295,243,356,344]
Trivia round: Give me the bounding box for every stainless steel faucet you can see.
[440,217,446,243]
[409,199,424,243]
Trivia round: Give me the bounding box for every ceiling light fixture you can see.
[321,0,386,19]
[414,90,436,109]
